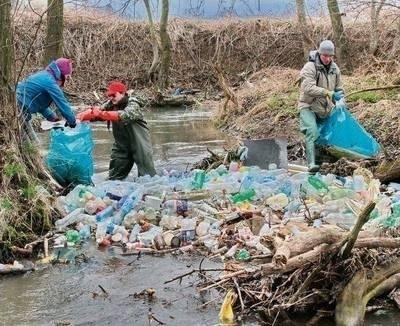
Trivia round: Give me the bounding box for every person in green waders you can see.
[298,40,344,172]
[78,81,156,179]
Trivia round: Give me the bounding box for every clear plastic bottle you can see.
[112,188,143,225]
[55,208,84,230]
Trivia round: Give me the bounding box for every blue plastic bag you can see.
[316,101,381,159]
[46,123,94,186]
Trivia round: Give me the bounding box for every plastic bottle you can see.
[229,161,239,172]
[96,205,115,223]
[78,224,91,239]
[191,169,206,190]
[84,198,106,215]
[129,224,141,243]
[225,244,238,258]
[112,188,143,225]
[241,174,254,190]
[66,230,81,246]
[353,175,365,192]
[231,188,256,203]
[196,221,210,236]
[55,208,85,230]
[235,249,250,261]
[308,175,329,192]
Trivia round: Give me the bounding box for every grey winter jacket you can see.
[298,53,344,118]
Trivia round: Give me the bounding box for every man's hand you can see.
[77,107,102,121]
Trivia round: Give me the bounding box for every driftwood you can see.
[374,157,400,183]
[336,260,400,326]
[262,236,400,276]
[148,92,195,107]
[269,223,380,268]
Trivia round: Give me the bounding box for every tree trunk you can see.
[0,0,14,109]
[327,0,353,73]
[295,0,310,60]
[44,0,64,65]
[144,0,160,83]
[158,0,171,90]
[369,0,385,56]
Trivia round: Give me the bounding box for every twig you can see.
[233,277,245,312]
[341,201,376,259]
[347,85,400,97]
[164,268,234,284]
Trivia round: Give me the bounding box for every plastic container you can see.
[66,230,80,246]
[128,224,141,243]
[191,169,206,190]
[145,195,162,210]
[308,175,329,192]
[55,208,85,230]
[96,206,115,223]
[231,188,256,203]
[112,188,143,225]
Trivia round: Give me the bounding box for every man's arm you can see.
[301,62,331,98]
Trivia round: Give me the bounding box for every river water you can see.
[0,107,399,325]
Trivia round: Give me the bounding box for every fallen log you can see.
[262,237,400,276]
[270,224,380,268]
[336,259,400,326]
[374,157,400,183]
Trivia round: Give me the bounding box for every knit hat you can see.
[107,81,128,96]
[318,40,335,55]
[55,58,73,76]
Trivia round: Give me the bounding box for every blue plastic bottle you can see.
[96,205,115,223]
[112,188,143,225]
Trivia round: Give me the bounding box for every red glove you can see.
[77,107,101,121]
[98,110,120,122]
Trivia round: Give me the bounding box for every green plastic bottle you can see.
[66,230,81,246]
[231,188,256,203]
[236,249,251,261]
[308,175,329,192]
[191,170,206,190]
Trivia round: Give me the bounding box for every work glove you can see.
[327,90,344,102]
[77,107,102,121]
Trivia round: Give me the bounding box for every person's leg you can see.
[130,124,156,177]
[299,108,320,171]
[109,143,134,180]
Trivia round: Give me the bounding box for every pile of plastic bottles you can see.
[53,162,400,260]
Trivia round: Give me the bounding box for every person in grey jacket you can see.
[298,40,344,172]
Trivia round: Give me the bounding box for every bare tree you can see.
[0,0,14,108]
[296,0,311,60]
[327,0,353,73]
[144,0,160,82]
[44,0,64,64]
[158,0,171,90]
[143,0,171,90]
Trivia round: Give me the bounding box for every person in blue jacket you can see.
[16,57,77,142]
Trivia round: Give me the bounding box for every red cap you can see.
[106,81,128,96]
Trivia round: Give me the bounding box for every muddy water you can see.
[0,107,398,325]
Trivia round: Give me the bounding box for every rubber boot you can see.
[306,141,320,173]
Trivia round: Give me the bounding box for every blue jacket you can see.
[16,61,76,125]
